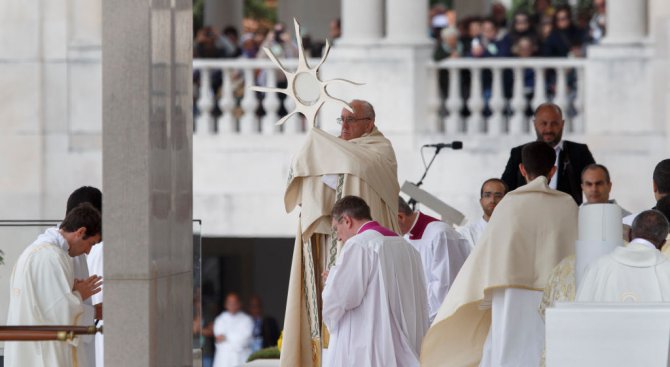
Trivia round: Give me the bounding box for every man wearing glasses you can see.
[282,99,400,367]
[458,178,508,248]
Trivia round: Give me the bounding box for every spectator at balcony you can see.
[469,18,501,58]
[429,4,450,39]
[538,15,554,43]
[498,11,538,57]
[531,0,555,28]
[541,5,587,57]
[220,26,242,58]
[589,0,607,44]
[459,16,482,57]
[490,2,508,39]
[240,33,258,59]
[434,27,462,101]
[501,102,596,205]
[194,26,225,58]
[329,18,341,40]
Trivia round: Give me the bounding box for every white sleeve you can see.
[322,243,374,332]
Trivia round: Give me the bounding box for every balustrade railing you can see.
[429,58,586,136]
[193,57,587,137]
[193,58,317,136]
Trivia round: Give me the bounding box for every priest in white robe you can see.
[577,210,670,302]
[397,197,471,322]
[457,178,508,248]
[64,186,103,367]
[213,293,255,367]
[421,142,578,367]
[282,100,400,367]
[323,196,429,367]
[5,203,103,367]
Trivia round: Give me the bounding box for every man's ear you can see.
[75,227,87,238]
[654,180,659,194]
[519,163,527,180]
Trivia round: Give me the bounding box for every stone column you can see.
[204,0,243,33]
[102,0,193,366]
[585,0,653,134]
[385,0,431,44]
[338,0,383,45]
[605,0,648,43]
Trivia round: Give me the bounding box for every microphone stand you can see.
[408,146,443,211]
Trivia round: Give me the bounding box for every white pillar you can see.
[386,0,431,44]
[339,0,383,45]
[604,0,648,43]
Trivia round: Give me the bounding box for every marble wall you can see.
[102,0,193,365]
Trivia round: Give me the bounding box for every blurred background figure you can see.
[248,295,280,352]
[213,293,254,367]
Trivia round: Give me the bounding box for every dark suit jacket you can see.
[501,140,595,205]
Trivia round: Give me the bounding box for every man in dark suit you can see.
[501,102,595,205]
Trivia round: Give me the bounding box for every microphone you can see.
[423,141,463,150]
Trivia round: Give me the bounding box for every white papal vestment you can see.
[212,311,254,367]
[5,228,88,367]
[322,222,429,367]
[87,242,104,367]
[577,239,670,302]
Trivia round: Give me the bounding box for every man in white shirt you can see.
[323,196,428,367]
[578,209,670,302]
[397,197,470,322]
[5,203,103,367]
[458,178,508,248]
[213,293,254,367]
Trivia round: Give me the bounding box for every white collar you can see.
[630,238,657,250]
[356,221,375,234]
[554,140,564,152]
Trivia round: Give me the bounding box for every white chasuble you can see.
[322,223,429,367]
[5,230,86,367]
[577,240,670,302]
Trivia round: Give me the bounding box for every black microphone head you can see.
[451,141,463,150]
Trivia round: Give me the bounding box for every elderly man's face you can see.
[339,104,373,141]
[581,168,612,203]
[534,106,564,147]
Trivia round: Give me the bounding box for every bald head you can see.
[533,102,564,147]
[339,99,375,141]
[225,292,242,314]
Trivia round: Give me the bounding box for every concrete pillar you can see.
[102,0,193,366]
[339,0,383,45]
[605,0,648,43]
[204,0,243,33]
[386,0,431,44]
[277,0,340,42]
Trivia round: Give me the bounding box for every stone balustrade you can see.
[194,57,586,137]
[429,58,587,136]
